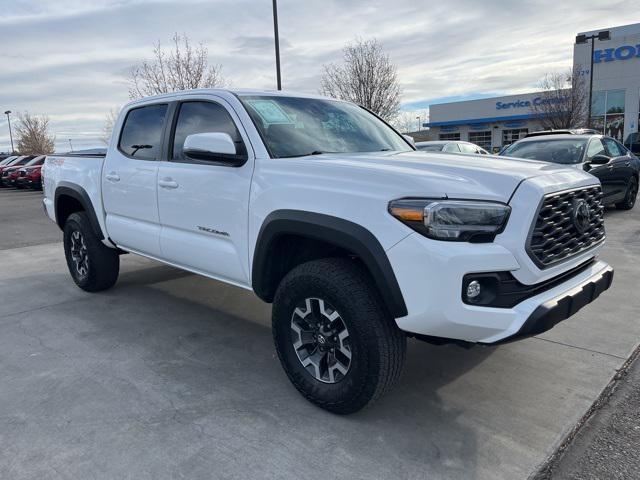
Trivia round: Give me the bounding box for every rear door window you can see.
[459,143,478,154]
[443,143,461,153]
[118,104,168,160]
[603,138,624,157]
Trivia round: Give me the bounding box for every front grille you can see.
[527,185,605,268]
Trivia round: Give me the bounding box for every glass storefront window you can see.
[502,128,528,146]
[439,133,460,141]
[468,131,492,150]
[591,91,606,116]
[591,90,625,141]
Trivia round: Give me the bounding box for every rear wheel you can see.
[63,212,119,292]
[272,258,406,414]
[616,176,638,210]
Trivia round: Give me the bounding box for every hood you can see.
[299,151,588,202]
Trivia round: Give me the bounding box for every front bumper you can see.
[485,264,613,344]
[386,232,613,344]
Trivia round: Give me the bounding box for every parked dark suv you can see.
[501,133,639,210]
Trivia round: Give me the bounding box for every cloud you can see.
[0,0,635,151]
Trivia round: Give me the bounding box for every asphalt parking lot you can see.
[0,188,638,480]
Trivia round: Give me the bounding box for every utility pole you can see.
[272,0,282,90]
[4,110,14,153]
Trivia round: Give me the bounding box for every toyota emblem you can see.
[572,199,591,233]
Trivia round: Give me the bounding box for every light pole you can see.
[68,139,74,152]
[416,116,421,132]
[576,30,610,128]
[4,110,14,153]
[272,0,282,90]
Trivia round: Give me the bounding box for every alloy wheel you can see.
[290,297,352,383]
[70,230,89,277]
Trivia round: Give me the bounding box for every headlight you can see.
[388,198,511,242]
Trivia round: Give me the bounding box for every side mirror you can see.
[403,134,416,146]
[589,154,610,165]
[183,132,245,165]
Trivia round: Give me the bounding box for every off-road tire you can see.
[272,258,406,414]
[63,212,119,292]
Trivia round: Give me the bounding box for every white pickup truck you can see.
[43,89,613,413]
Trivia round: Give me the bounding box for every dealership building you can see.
[425,23,640,152]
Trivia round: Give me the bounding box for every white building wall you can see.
[427,23,640,148]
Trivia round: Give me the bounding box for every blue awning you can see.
[424,113,535,128]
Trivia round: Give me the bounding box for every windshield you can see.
[417,144,445,152]
[25,156,44,166]
[239,95,412,158]
[502,139,587,164]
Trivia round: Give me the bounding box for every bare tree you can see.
[531,69,588,130]
[129,33,225,99]
[100,107,120,145]
[391,110,427,133]
[320,38,401,121]
[15,112,55,154]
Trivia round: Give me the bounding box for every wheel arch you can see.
[54,182,104,240]
[252,210,408,318]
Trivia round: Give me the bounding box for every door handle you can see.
[158,178,179,189]
[626,162,631,167]
[105,172,120,182]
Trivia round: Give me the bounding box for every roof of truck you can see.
[125,88,341,108]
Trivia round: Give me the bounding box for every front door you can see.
[102,103,168,257]
[157,97,254,287]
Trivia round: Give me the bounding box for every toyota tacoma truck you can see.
[43,89,613,414]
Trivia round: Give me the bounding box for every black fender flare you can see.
[54,182,104,240]
[252,210,408,318]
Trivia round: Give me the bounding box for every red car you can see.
[0,156,35,186]
[16,161,45,189]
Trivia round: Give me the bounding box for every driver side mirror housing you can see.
[403,134,416,146]
[589,154,610,165]
[183,132,247,166]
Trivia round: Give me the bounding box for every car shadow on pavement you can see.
[107,264,492,478]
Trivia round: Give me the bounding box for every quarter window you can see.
[118,104,168,160]
[172,101,246,162]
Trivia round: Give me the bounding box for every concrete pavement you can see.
[0,189,638,479]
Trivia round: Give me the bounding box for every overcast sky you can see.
[0,0,635,152]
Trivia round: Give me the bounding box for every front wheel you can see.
[63,212,119,292]
[616,177,638,210]
[272,258,406,414]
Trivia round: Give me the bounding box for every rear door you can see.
[603,137,634,202]
[102,103,168,257]
[157,96,254,286]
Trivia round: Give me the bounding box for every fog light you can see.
[466,280,481,299]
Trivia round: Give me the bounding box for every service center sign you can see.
[495,96,568,110]
[594,44,640,63]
